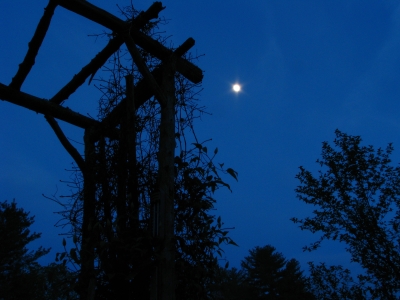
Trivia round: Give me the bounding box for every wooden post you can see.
[157,57,177,300]
[80,127,96,300]
[125,74,139,224]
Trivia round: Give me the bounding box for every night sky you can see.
[1,0,400,276]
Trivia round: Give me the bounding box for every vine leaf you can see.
[228,239,239,246]
[192,143,202,149]
[226,168,238,181]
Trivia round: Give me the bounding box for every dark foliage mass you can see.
[293,130,400,299]
[0,200,76,299]
[209,245,314,300]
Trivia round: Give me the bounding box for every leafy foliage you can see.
[0,200,49,299]
[0,200,76,299]
[174,146,238,299]
[293,130,400,298]
[307,262,366,300]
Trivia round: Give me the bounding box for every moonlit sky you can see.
[1,1,400,275]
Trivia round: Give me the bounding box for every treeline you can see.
[0,202,312,299]
[208,245,314,299]
[2,130,400,299]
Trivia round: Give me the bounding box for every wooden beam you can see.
[125,75,139,223]
[57,0,165,32]
[79,127,97,300]
[0,83,99,129]
[57,0,123,32]
[157,57,177,300]
[50,2,166,105]
[102,38,195,128]
[124,34,168,106]
[132,29,202,83]
[10,0,58,90]
[45,115,86,173]
[57,0,203,83]
[101,65,164,129]
[49,36,124,105]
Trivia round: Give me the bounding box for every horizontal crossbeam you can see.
[0,83,100,129]
[102,38,196,128]
[57,0,203,84]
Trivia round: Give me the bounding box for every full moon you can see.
[233,84,241,93]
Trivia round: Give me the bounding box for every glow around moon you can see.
[233,84,241,93]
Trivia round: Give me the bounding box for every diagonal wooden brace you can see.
[57,0,202,84]
[49,2,166,105]
[9,0,58,90]
[124,34,168,106]
[45,115,86,173]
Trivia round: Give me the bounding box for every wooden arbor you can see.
[0,0,203,299]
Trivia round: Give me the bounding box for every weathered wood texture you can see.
[57,0,202,84]
[157,57,177,300]
[44,115,86,172]
[102,37,195,128]
[0,83,99,129]
[80,128,97,300]
[124,34,168,106]
[125,74,139,222]
[50,1,167,105]
[10,0,58,90]
[57,0,126,32]
[1,1,202,299]
[50,36,124,105]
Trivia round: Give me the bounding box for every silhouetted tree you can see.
[241,245,314,299]
[307,262,366,300]
[0,200,50,299]
[208,266,255,300]
[293,130,400,298]
[0,200,77,299]
[209,245,314,299]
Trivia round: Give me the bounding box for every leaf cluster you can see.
[293,130,400,297]
[307,262,366,300]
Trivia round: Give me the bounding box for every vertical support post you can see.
[157,58,177,300]
[80,127,96,300]
[125,74,139,224]
[113,81,130,298]
[150,190,160,300]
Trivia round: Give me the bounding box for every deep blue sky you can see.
[1,1,400,275]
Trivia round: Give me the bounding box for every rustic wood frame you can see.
[0,1,203,299]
